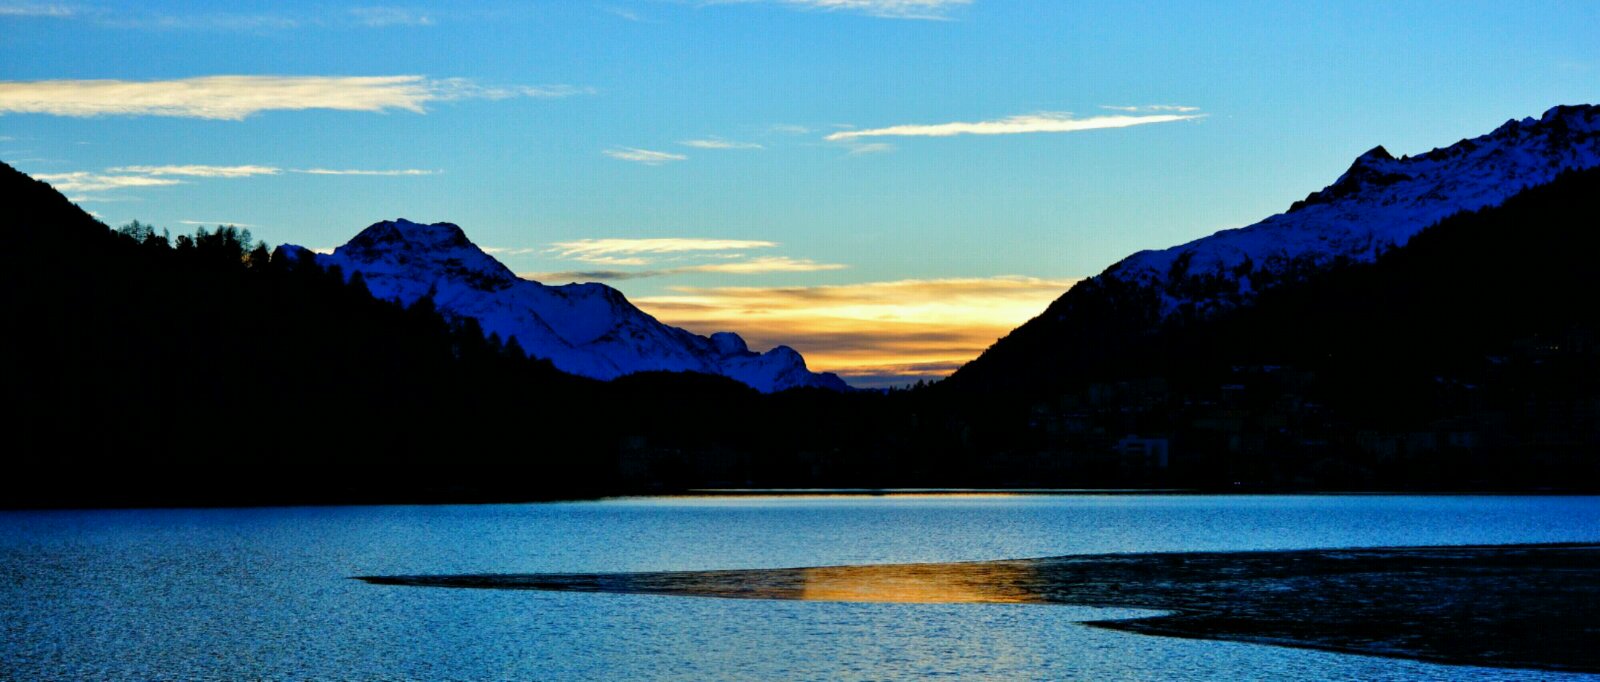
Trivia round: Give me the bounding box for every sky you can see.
[3,1,1598,387]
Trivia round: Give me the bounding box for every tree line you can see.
[4,159,1598,507]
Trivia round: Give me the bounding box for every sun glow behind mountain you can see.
[634,276,1078,388]
[4,1,1596,390]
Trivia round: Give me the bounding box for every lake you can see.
[3,494,1598,680]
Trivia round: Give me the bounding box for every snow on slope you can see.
[1104,104,1600,315]
[286,219,848,392]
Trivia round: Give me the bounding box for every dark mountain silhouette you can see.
[4,114,1600,505]
[0,161,877,507]
[923,166,1600,488]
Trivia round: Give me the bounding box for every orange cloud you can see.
[632,276,1078,388]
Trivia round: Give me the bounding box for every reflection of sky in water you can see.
[2,495,1598,680]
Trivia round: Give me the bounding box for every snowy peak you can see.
[346,219,474,252]
[291,220,847,393]
[1496,103,1600,137]
[1105,104,1600,316]
[1289,146,1405,210]
[710,331,750,355]
[333,219,517,291]
[1356,145,1395,163]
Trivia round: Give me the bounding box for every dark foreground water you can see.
[3,495,1599,680]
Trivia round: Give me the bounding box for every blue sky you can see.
[3,0,1598,385]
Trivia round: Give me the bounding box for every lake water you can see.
[3,494,1598,680]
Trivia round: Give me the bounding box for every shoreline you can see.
[6,487,1600,512]
[360,543,1600,673]
[676,487,1599,497]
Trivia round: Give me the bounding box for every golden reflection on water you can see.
[794,561,1047,604]
[359,545,1600,674]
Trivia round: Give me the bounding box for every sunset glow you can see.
[637,276,1078,386]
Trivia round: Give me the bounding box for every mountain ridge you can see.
[286,219,848,393]
[1105,103,1600,316]
[951,103,1600,391]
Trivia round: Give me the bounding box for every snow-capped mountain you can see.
[283,219,848,392]
[950,103,1600,391]
[1106,104,1600,316]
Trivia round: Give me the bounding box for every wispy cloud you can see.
[843,141,894,155]
[0,75,592,120]
[0,3,72,17]
[428,79,595,101]
[770,123,811,135]
[690,256,841,273]
[631,276,1077,386]
[602,5,649,21]
[550,237,779,262]
[350,7,434,26]
[532,237,836,278]
[109,164,434,177]
[791,0,969,19]
[535,236,846,280]
[5,4,452,30]
[179,219,257,227]
[680,138,764,150]
[716,0,971,20]
[33,171,183,193]
[825,111,1203,141]
[527,257,846,282]
[110,164,281,178]
[33,162,435,200]
[113,12,301,31]
[1100,104,1201,113]
[603,147,688,165]
[291,167,435,176]
[589,256,655,266]
[482,246,542,256]
[526,269,656,282]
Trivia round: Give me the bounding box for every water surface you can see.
[3,495,1598,680]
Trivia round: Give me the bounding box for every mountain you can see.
[951,104,1600,392]
[1108,104,1600,316]
[0,160,630,506]
[285,220,848,393]
[2,159,902,507]
[910,163,1600,489]
[1187,165,1589,475]
[4,141,1599,501]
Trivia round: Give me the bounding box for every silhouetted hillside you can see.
[0,163,619,506]
[948,166,1600,398]
[4,158,1599,506]
[952,104,1600,394]
[0,161,915,506]
[935,167,1600,488]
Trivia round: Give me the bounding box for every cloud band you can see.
[826,111,1201,141]
[0,75,590,120]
